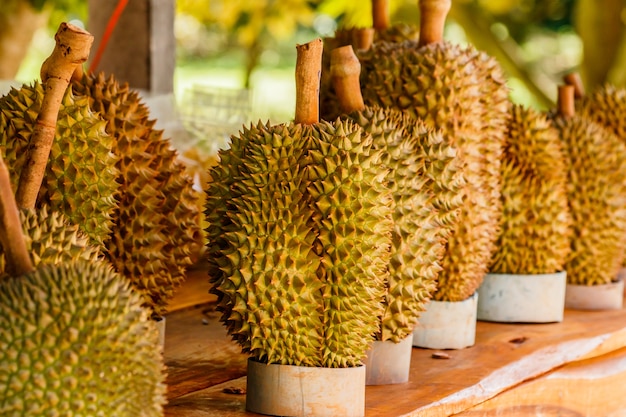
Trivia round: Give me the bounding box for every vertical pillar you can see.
[87,0,175,94]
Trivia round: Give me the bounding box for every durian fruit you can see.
[0,206,101,276]
[549,85,626,285]
[71,72,203,318]
[489,104,571,275]
[0,259,166,417]
[320,0,418,121]
[0,81,119,246]
[563,72,626,141]
[0,26,166,411]
[371,0,420,43]
[362,0,510,301]
[330,45,464,343]
[207,39,393,367]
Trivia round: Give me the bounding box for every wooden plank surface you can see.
[458,346,626,416]
[162,296,626,417]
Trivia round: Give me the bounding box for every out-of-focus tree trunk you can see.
[574,0,626,91]
[0,1,50,79]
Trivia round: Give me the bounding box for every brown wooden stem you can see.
[331,46,365,114]
[295,38,323,125]
[563,72,585,98]
[15,22,93,209]
[418,0,452,47]
[352,28,375,52]
[372,0,390,31]
[557,85,576,118]
[0,153,33,277]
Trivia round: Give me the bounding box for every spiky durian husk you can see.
[575,84,626,140]
[550,115,626,285]
[489,105,571,274]
[72,72,203,317]
[0,260,166,416]
[573,85,626,268]
[320,32,412,121]
[343,107,464,342]
[208,119,392,367]
[0,82,118,246]
[362,40,509,301]
[0,206,101,276]
[306,119,392,367]
[374,23,420,43]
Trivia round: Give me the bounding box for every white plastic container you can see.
[412,292,478,350]
[565,280,624,310]
[363,335,412,385]
[477,271,566,323]
[246,359,365,417]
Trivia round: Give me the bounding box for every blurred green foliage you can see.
[4,0,626,108]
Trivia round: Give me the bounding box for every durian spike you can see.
[0,153,33,277]
[331,45,365,114]
[372,0,390,31]
[351,28,375,52]
[418,0,452,47]
[15,22,93,209]
[558,85,576,119]
[295,38,323,125]
[563,72,585,98]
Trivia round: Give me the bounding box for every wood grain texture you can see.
[458,346,626,416]
[163,272,626,416]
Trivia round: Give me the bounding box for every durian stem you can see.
[352,28,375,52]
[331,45,366,114]
[15,22,93,209]
[0,153,34,277]
[418,0,452,47]
[557,85,576,118]
[295,38,323,125]
[372,0,390,31]
[563,72,585,98]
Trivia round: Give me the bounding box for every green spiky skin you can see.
[0,260,166,416]
[489,105,572,274]
[374,23,420,43]
[0,206,102,276]
[0,82,119,246]
[551,114,626,285]
[343,107,464,342]
[72,72,203,317]
[207,119,392,367]
[306,119,392,367]
[575,85,626,140]
[362,40,510,301]
[210,121,323,364]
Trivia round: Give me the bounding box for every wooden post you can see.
[87,0,175,94]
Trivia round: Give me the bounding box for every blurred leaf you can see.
[574,0,626,89]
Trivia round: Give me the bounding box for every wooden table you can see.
[164,267,626,416]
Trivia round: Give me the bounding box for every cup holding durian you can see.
[0,23,165,417]
[330,45,464,384]
[206,39,393,416]
[478,104,571,323]
[549,85,626,310]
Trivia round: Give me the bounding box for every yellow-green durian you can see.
[207,119,393,367]
[361,3,510,302]
[340,105,464,342]
[489,105,571,274]
[0,206,101,276]
[550,90,626,285]
[72,72,203,317]
[0,81,118,246]
[0,259,166,416]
